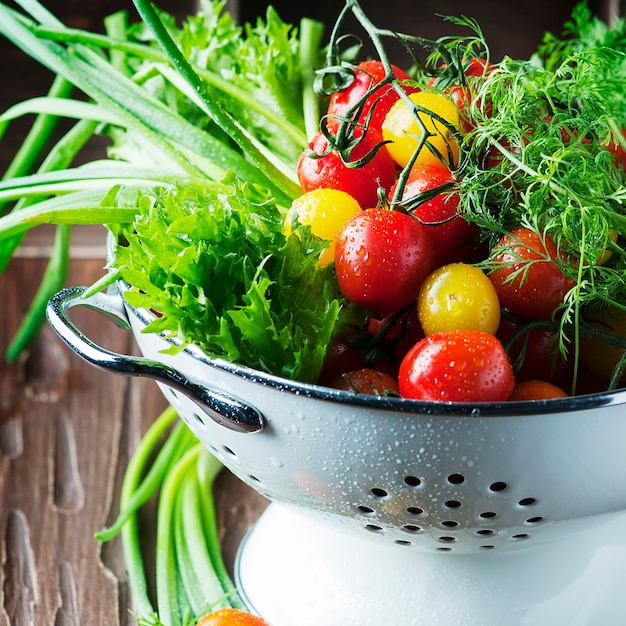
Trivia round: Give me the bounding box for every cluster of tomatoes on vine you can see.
[168,53,626,617]
[286,57,619,403]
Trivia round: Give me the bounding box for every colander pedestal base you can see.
[235,503,626,626]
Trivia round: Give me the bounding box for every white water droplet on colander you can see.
[270,456,283,468]
[471,408,480,417]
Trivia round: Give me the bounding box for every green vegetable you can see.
[536,1,626,73]
[96,406,241,626]
[0,0,325,361]
[451,11,626,387]
[113,173,359,383]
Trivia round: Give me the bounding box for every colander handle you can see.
[46,285,264,434]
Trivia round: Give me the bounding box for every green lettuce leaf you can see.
[113,172,360,383]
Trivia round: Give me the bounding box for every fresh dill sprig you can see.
[448,10,626,387]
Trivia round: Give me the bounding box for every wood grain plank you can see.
[0,258,267,625]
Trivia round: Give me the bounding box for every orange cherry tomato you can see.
[196,608,269,626]
[508,380,568,401]
[330,367,400,395]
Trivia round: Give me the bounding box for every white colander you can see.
[47,281,626,625]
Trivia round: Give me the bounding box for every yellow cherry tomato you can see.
[285,188,362,266]
[382,91,460,169]
[417,263,501,336]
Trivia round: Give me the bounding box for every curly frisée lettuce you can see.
[112,173,360,383]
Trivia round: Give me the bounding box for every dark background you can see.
[237,0,614,60]
[0,0,622,171]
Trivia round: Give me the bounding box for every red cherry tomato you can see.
[399,329,515,402]
[429,58,493,130]
[317,335,366,385]
[481,137,529,199]
[367,307,425,361]
[335,208,434,316]
[579,306,626,384]
[327,60,418,133]
[508,380,568,401]
[330,367,400,395]
[496,320,571,383]
[601,128,626,170]
[488,227,575,320]
[297,127,397,210]
[391,163,480,266]
[196,608,269,626]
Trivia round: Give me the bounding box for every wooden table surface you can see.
[0,232,268,625]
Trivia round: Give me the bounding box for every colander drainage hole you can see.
[489,481,507,492]
[440,520,460,529]
[479,511,497,520]
[369,487,389,499]
[357,505,375,515]
[365,524,383,533]
[525,516,545,524]
[406,506,424,516]
[519,497,537,506]
[447,473,465,485]
[475,529,495,537]
[438,536,456,544]
[192,412,205,427]
[404,475,422,488]
[445,500,462,509]
[512,533,530,541]
[402,524,423,534]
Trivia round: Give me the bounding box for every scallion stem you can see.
[5,224,70,361]
[197,448,246,610]
[155,444,202,626]
[299,18,325,140]
[94,419,196,542]
[0,74,73,194]
[0,117,98,275]
[174,466,230,618]
[116,406,180,618]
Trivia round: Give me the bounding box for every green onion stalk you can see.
[95,406,245,626]
[0,0,325,362]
